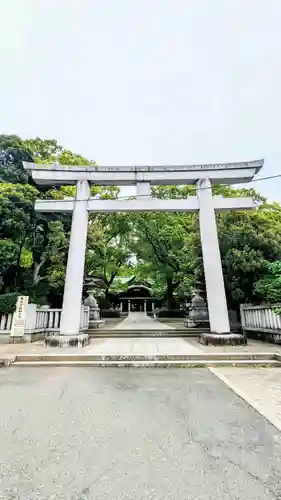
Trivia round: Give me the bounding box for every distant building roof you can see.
[85,275,153,291]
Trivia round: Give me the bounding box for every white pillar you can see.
[136,182,151,198]
[152,302,155,312]
[120,302,123,313]
[128,300,131,313]
[196,178,230,333]
[144,300,147,313]
[60,180,90,335]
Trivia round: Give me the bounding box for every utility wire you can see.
[2,172,281,205]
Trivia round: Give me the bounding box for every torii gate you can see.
[24,160,263,345]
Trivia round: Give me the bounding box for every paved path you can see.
[0,338,200,357]
[0,313,199,357]
[113,311,174,329]
[102,313,199,353]
[1,367,281,500]
[94,313,199,354]
[89,337,201,355]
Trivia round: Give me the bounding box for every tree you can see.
[131,185,281,310]
[0,135,95,185]
[0,135,97,303]
[0,135,33,184]
[0,183,38,291]
[217,199,281,308]
[21,137,63,163]
[85,213,132,305]
[131,207,199,307]
[254,261,281,303]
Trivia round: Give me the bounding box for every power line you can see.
[1,172,281,205]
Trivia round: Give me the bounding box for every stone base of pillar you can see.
[45,333,89,348]
[199,333,247,346]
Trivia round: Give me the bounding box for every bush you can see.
[0,293,19,314]
[156,308,186,318]
[100,309,121,318]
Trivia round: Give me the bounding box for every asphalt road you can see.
[0,367,281,500]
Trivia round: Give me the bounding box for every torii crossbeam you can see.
[24,160,263,346]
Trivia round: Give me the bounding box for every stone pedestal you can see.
[199,333,247,346]
[184,288,209,328]
[45,333,89,348]
[84,290,105,329]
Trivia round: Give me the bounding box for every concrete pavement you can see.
[113,311,174,329]
[1,314,281,438]
[1,367,281,499]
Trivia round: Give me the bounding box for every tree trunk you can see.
[33,258,46,285]
[166,276,174,309]
[104,287,110,308]
[14,235,27,288]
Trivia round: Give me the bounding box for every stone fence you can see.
[240,303,281,343]
[0,302,90,342]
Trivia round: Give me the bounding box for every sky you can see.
[1,0,281,200]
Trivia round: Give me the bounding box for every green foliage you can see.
[0,134,121,305]
[0,293,18,314]
[254,260,281,303]
[0,183,38,239]
[0,240,19,276]
[131,212,196,305]
[0,135,33,184]
[217,202,281,306]
[130,186,201,306]
[23,138,63,162]
[129,185,281,309]
[0,135,96,304]
[85,214,133,305]
[22,137,94,166]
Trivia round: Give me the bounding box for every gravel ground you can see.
[0,367,281,500]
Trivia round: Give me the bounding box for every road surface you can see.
[0,367,281,500]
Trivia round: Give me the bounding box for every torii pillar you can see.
[197,178,229,333]
[59,180,90,339]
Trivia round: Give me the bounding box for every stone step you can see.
[87,330,206,338]
[88,334,200,338]
[92,328,210,333]
[14,352,278,362]
[12,359,281,368]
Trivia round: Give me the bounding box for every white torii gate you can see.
[24,160,263,342]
